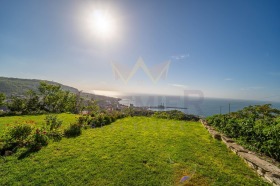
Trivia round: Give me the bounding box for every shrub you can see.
[153,110,199,121]
[90,114,105,128]
[44,115,63,141]
[47,130,63,142]
[0,135,11,156]
[90,113,115,128]
[28,129,49,151]
[7,124,32,145]
[78,115,88,125]
[206,104,280,161]
[77,115,92,129]
[0,124,33,155]
[45,115,62,131]
[64,123,82,137]
[103,115,112,125]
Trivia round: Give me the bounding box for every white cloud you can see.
[171,53,190,60]
[169,83,188,89]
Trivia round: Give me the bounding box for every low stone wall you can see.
[200,119,280,186]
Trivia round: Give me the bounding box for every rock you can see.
[200,120,210,128]
[221,135,234,143]
[244,159,258,170]
[273,174,280,179]
[228,143,249,154]
[264,173,275,184]
[200,120,208,128]
[204,126,210,130]
[208,129,221,140]
[273,178,280,186]
[257,167,267,176]
[207,126,214,130]
[224,141,233,148]
[238,152,280,176]
[264,172,280,186]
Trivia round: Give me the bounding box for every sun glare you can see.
[90,10,116,39]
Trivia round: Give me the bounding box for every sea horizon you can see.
[118,94,280,117]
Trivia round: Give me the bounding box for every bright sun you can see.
[90,10,116,39]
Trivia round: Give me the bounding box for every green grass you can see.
[0,117,269,185]
[0,113,78,131]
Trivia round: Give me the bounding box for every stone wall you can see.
[200,119,280,186]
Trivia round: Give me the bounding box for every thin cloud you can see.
[171,53,190,60]
[169,83,188,89]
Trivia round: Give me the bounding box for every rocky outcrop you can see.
[200,119,280,186]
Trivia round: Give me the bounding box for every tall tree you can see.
[25,90,40,113]
[38,82,79,113]
[39,82,64,113]
[0,93,5,106]
[7,95,26,112]
[85,98,100,115]
[64,92,78,113]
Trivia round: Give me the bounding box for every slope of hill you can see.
[0,77,78,96]
[0,77,120,106]
[0,116,269,185]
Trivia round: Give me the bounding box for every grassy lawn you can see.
[0,113,78,131]
[0,117,269,185]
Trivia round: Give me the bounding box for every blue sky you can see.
[0,0,280,101]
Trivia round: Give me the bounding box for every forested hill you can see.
[0,77,119,103]
[0,77,78,96]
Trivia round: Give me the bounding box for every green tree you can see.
[73,91,84,114]
[64,92,79,113]
[0,93,5,106]
[25,90,40,113]
[7,95,26,113]
[85,98,100,115]
[38,82,65,113]
[54,90,78,113]
[38,82,81,113]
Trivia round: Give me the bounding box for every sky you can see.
[0,0,280,101]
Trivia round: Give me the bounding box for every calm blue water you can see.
[119,94,280,117]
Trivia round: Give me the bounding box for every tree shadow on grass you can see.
[18,147,40,160]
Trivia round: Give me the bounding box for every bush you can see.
[77,115,92,129]
[206,105,280,161]
[47,130,63,142]
[7,124,32,145]
[78,115,89,125]
[153,110,199,121]
[44,115,63,141]
[0,124,33,155]
[64,123,82,138]
[28,129,49,151]
[45,115,62,131]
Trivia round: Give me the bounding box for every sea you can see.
[119,94,280,117]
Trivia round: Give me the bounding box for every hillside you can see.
[0,77,78,96]
[0,116,269,185]
[0,77,120,106]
